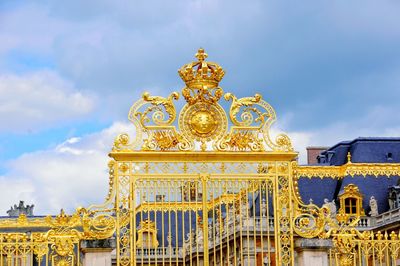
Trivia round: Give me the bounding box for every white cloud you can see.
[0,176,35,215]
[0,71,95,133]
[285,105,400,164]
[0,3,68,56]
[0,121,134,215]
[1,0,400,126]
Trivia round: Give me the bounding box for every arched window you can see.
[344,197,357,214]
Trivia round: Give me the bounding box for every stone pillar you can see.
[295,239,332,266]
[83,250,112,266]
[242,238,256,265]
[242,254,256,265]
[81,239,114,266]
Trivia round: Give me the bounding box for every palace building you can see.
[1,49,400,266]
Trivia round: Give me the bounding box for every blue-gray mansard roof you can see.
[298,137,400,214]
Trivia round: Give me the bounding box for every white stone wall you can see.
[296,250,328,266]
[83,251,112,266]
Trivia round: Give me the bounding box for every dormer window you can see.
[388,185,400,210]
[318,155,326,164]
[136,220,159,249]
[338,184,365,217]
[327,151,335,163]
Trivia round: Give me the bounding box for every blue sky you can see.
[0,0,399,214]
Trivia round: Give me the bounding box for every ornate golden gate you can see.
[110,48,296,265]
[1,49,400,266]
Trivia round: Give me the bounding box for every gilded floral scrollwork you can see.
[153,130,180,150]
[224,93,265,127]
[328,230,400,266]
[48,230,78,257]
[273,134,293,151]
[293,202,328,239]
[219,92,293,151]
[33,240,49,261]
[126,91,194,151]
[294,162,400,179]
[223,130,263,151]
[332,230,358,266]
[112,133,136,152]
[182,86,224,105]
[77,207,116,240]
[44,228,82,266]
[137,92,179,126]
[125,91,180,152]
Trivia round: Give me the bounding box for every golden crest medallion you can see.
[179,102,227,150]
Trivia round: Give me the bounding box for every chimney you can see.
[306,146,328,165]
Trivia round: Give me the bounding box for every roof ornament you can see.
[6,201,34,217]
[347,152,352,164]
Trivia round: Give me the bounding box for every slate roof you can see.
[136,211,198,247]
[298,137,400,213]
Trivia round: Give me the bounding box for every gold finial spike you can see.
[347,152,352,164]
[195,48,208,62]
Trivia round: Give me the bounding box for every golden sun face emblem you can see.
[179,102,228,150]
[190,110,217,135]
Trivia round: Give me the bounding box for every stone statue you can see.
[369,196,378,217]
[27,204,34,216]
[388,192,396,210]
[189,230,195,245]
[208,223,213,239]
[261,198,267,217]
[240,199,248,217]
[322,198,336,218]
[227,205,235,224]
[214,218,220,236]
[183,231,194,251]
[6,201,34,217]
[195,226,203,246]
[167,232,172,248]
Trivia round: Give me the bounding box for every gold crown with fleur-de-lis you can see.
[178,48,225,91]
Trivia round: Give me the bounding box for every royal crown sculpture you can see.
[113,48,293,152]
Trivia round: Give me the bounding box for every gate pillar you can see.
[200,173,210,265]
[274,162,295,266]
